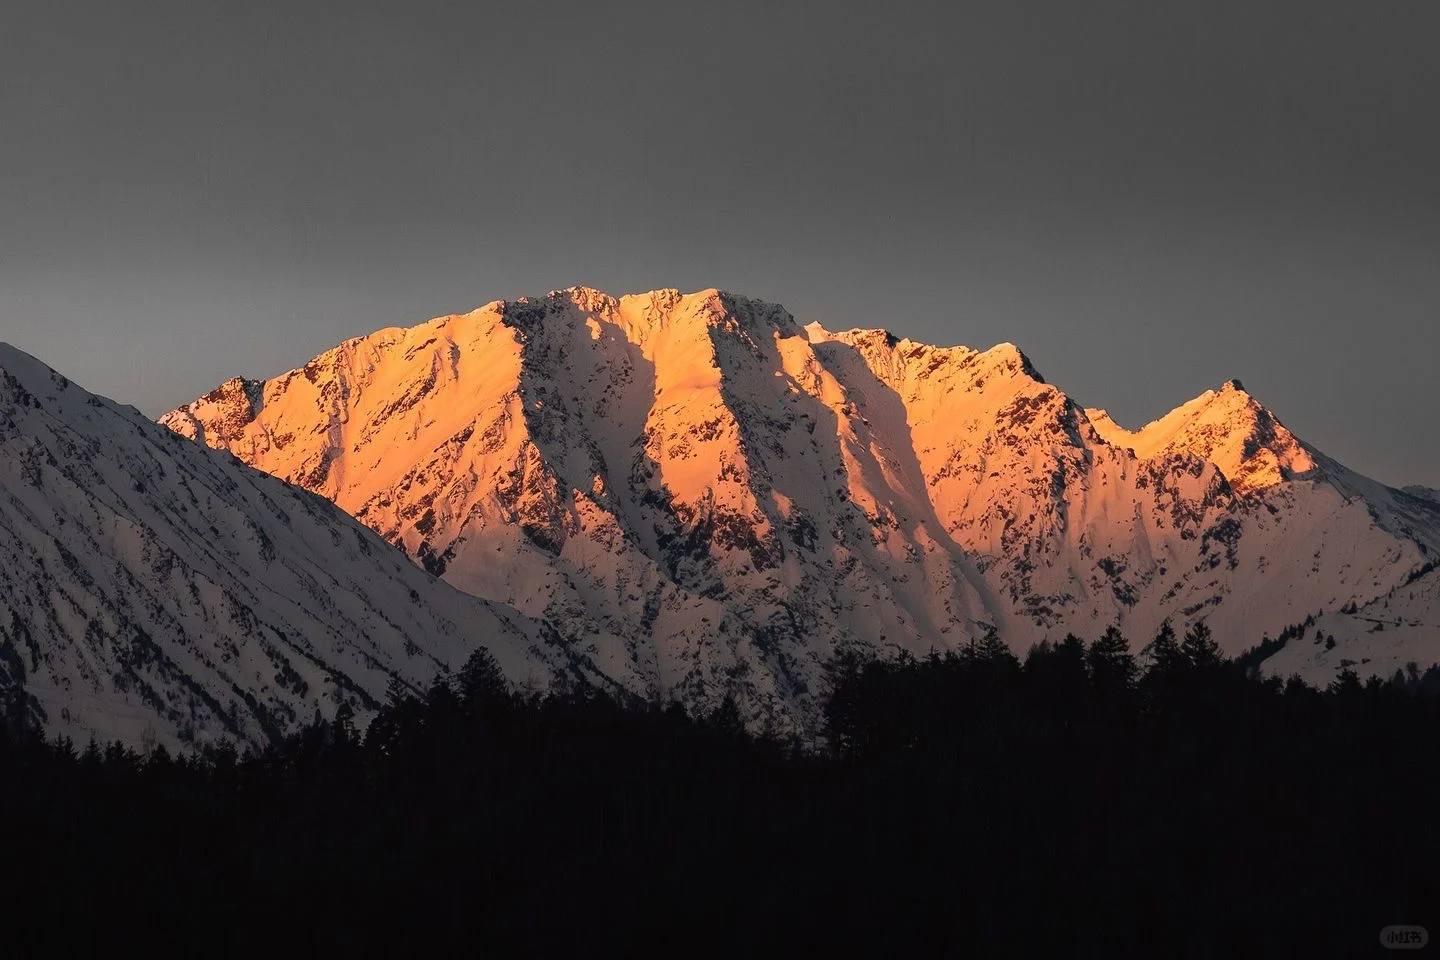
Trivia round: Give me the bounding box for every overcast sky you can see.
[2,0,1436,485]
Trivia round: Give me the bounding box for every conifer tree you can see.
[457,647,510,708]
[385,675,414,708]
[1054,633,1088,677]
[1180,620,1223,670]
[1087,626,1137,693]
[1142,620,1184,678]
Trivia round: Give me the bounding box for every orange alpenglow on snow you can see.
[1086,379,1316,495]
[161,287,1440,731]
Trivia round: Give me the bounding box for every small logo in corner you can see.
[1380,926,1429,950]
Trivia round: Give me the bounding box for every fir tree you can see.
[457,647,510,707]
[1142,620,1183,678]
[1087,626,1137,693]
[1180,621,1223,670]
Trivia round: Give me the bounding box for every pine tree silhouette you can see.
[1180,620,1223,670]
[1087,625,1137,693]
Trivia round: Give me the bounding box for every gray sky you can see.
[3,0,1437,486]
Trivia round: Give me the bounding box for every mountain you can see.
[162,287,1440,723]
[1085,379,1316,495]
[1404,485,1440,504]
[0,343,570,750]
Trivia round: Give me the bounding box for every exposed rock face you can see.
[163,287,1440,725]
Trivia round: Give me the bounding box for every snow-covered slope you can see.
[1262,562,1440,685]
[806,326,1439,660]
[1403,485,1440,505]
[162,287,1440,717]
[163,289,998,726]
[0,343,569,750]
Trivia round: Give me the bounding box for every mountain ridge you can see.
[1,341,572,749]
[158,287,1440,725]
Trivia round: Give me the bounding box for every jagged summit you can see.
[1087,378,1315,495]
[805,324,1048,390]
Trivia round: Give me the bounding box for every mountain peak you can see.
[548,285,622,313]
[1088,380,1315,494]
[983,342,1046,383]
[496,287,802,342]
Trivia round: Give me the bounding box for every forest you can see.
[4,622,1437,956]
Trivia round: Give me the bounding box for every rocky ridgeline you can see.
[160,287,1440,730]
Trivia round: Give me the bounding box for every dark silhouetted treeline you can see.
[3,625,1438,957]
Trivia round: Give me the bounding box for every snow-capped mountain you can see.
[162,287,1440,723]
[0,343,570,750]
